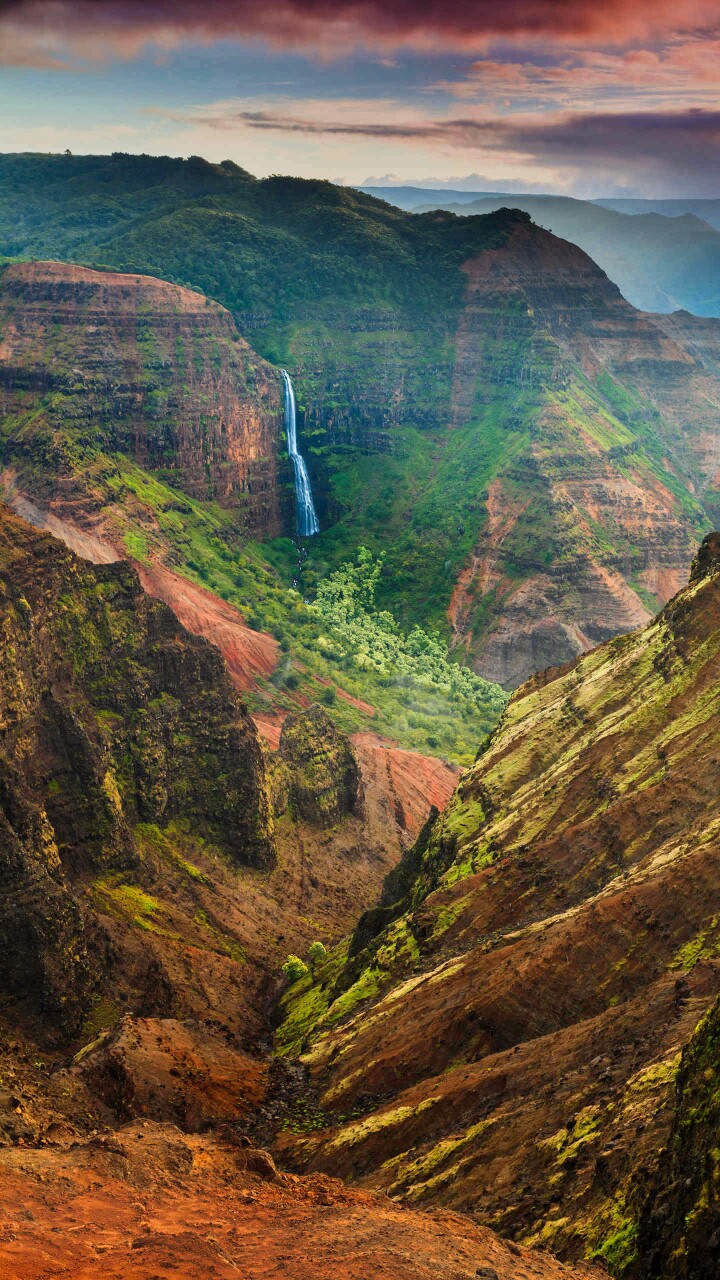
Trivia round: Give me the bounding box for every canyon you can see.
[0,502,595,1280]
[1,160,719,688]
[1,155,720,1279]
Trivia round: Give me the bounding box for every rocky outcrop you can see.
[276,534,720,1270]
[0,503,448,1091]
[74,1015,268,1131]
[0,504,274,870]
[646,309,720,527]
[0,261,287,535]
[279,705,362,827]
[0,762,92,1034]
[351,733,459,836]
[631,994,720,1279]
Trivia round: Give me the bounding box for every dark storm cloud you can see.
[1,0,719,61]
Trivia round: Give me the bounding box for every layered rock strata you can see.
[0,261,286,535]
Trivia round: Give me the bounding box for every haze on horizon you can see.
[1,0,719,197]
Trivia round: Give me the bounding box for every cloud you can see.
[164,98,720,193]
[435,40,720,111]
[1,0,720,64]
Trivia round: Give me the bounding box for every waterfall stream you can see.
[281,369,320,538]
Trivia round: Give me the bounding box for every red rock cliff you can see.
[0,261,287,535]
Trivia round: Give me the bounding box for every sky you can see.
[1,0,720,196]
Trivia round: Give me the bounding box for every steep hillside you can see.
[411,192,720,318]
[1,154,718,688]
[646,308,720,525]
[0,260,286,536]
[275,533,720,1274]
[0,502,269,1036]
[0,502,454,1070]
[439,218,713,684]
[630,992,720,1279]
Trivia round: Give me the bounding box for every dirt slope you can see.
[0,1121,600,1280]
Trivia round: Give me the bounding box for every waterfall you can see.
[281,369,320,538]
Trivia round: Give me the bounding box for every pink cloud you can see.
[1,0,720,64]
[436,40,720,106]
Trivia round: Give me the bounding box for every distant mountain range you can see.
[361,186,720,230]
[359,188,720,317]
[595,197,720,229]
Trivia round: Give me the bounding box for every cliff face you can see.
[254,215,716,689]
[0,502,454,1099]
[0,503,274,1032]
[445,221,713,685]
[646,308,720,524]
[278,706,362,827]
[0,226,713,695]
[276,533,720,1273]
[631,994,720,1279]
[0,261,287,536]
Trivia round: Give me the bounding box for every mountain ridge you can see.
[404,191,720,318]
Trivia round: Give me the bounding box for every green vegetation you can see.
[275,916,421,1059]
[91,875,163,930]
[2,401,504,761]
[307,941,328,973]
[192,909,246,964]
[115,461,506,763]
[588,1218,639,1274]
[631,996,720,1278]
[0,153,511,318]
[306,548,507,762]
[275,951,340,1057]
[0,151,710,756]
[0,151,531,640]
[78,996,121,1047]
[282,954,310,984]
[134,822,210,884]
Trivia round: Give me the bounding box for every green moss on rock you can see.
[278,704,361,827]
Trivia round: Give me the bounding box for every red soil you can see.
[353,733,460,837]
[0,482,457,844]
[0,1122,599,1280]
[135,560,279,691]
